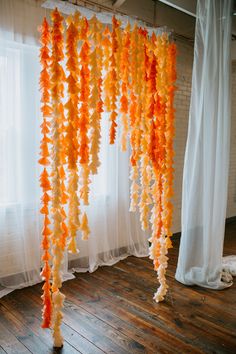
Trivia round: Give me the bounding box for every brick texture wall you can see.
[172,40,236,233]
[227,61,236,218]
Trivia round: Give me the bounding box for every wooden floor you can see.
[0,223,236,354]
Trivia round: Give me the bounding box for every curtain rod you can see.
[42,0,173,38]
[72,0,194,43]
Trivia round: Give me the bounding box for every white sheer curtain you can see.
[0,0,148,298]
[0,40,42,296]
[175,0,234,289]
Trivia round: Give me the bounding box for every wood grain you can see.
[0,222,235,353]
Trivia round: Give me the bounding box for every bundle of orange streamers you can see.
[138,29,152,231]
[50,8,66,348]
[133,32,151,232]
[65,13,80,254]
[109,17,119,144]
[39,17,52,329]
[129,25,139,212]
[103,26,112,112]
[89,16,104,175]
[148,37,167,301]
[149,34,176,302]
[133,28,144,163]
[120,24,130,152]
[78,17,91,240]
[39,10,177,346]
[163,41,177,245]
[79,18,91,207]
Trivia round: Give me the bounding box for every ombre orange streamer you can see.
[38,17,52,329]
[79,18,91,210]
[79,18,90,166]
[50,8,66,347]
[129,25,139,213]
[138,29,152,231]
[109,16,119,144]
[164,42,177,247]
[129,25,139,166]
[89,16,104,175]
[120,24,130,152]
[65,13,81,254]
[103,26,112,113]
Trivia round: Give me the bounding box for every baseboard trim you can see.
[226,216,236,224]
[172,231,181,239]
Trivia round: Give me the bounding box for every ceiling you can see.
[66,0,236,41]
[156,0,236,38]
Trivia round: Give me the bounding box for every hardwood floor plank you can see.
[10,288,134,354]
[29,285,156,353]
[0,315,31,354]
[0,222,235,353]
[61,278,201,354]
[21,288,110,354]
[122,256,236,318]
[1,303,54,354]
[1,292,87,354]
[63,304,145,354]
[91,258,236,349]
[74,270,230,353]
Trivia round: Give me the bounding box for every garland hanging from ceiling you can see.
[39,8,177,347]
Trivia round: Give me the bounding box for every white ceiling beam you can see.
[112,0,126,9]
[158,0,196,17]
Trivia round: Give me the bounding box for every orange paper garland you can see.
[120,24,130,152]
[38,10,177,347]
[79,18,91,216]
[39,17,52,329]
[65,13,81,255]
[89,16,104,175]
[50,8,66,347]
[108,17,120,144]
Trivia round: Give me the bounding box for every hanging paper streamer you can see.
[89,16,104,175]
[39,17,53,329]
[108,16,120,144]
[79,17,91,211]
[38,9,177,347]
[50,8,66,347]
[120,23,130,151]
[103,26,112,113]
[138,30,153,231]
[65,12,81,254]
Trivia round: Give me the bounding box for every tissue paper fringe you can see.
[39,16,53,329]
[65,12,80,255]
[50,8,66,347]
[39,10,177,346]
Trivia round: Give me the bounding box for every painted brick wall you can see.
[172,40,236,233]
[227,61,236,218]
[172,39,193,233]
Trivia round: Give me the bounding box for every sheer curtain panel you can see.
[0,0,148,297]
[175,0,233,289]
[0,40,42,296]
